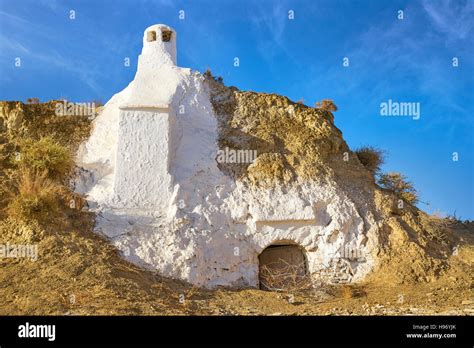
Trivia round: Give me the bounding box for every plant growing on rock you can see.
[378,172,419,205]
[26,97,40,104]
[355,146,385,175]
[315,99,338,112]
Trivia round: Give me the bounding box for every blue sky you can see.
[0,0,473,219]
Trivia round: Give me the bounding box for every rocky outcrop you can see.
[0,102,25,132]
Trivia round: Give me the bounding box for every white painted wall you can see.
[113,108,172,210]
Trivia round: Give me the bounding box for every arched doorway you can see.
[258,243,308,291]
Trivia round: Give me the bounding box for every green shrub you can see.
[15,137,73,180]
[355,146,385,175]
[378,172,419,205]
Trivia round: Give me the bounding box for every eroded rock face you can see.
[0,102,25,132]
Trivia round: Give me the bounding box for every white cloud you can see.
[422,0,474,41]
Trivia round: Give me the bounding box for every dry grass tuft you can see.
[340,285,355,299]
[6,169,65,224]
[338,284,366,300]
[14,137,73,180]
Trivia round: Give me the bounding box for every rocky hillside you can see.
[0,101,91,216]
[0,92,472,314]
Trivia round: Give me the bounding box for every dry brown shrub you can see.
[26,98,40,104]
[259,259,313,293]
[355,146,385,175]
[6,169,65,224]
[315,99,338,112]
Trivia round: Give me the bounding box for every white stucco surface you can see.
[113,108,172,209]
